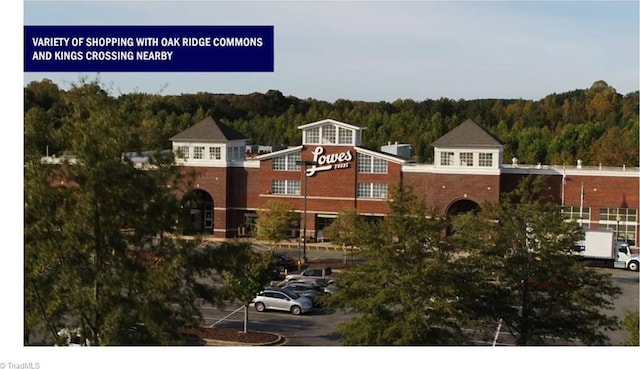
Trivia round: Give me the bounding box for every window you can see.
[357,182,387,199]
[561,206,590,225]
[460,152,473,166]
[231,147,243,161]
[479,153,493,167]
[322,125,336,144]
[272,180,301,195]
[599,208,638,244]
[273,152,302,171]
[358,153,387,174]
[177,146,189,159]
[338,127,352,145]
[306,127,320,144]
[440,152,454,166]
[193,146,204,159]
[209,147,221,160]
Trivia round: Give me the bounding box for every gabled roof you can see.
[431,119,503,148]
[169,116,247,142]
[297,118,366,131]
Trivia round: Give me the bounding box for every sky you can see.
[6,1,640,368]
[22,0,640,102]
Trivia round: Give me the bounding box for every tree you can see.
[622,310,639,346]
[326,186,470,345]
[451,176,622,345]
[323,208,362,264]
[222,242,276,333]
[24,81,233,345]
[255,199,298,245]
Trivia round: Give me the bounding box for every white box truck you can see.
[575,229,639,271]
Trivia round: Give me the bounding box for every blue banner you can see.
[24,25,274,72]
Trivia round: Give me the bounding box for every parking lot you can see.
[218,246,640,346]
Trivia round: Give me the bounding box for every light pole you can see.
[296,160,316,263]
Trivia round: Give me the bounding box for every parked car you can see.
[252,288,313,315]
[284,267,333,284]
[278,278,337,294]
[281,282,329,304]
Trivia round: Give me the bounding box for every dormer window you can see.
[460,152,473,166]
[209,147,221,160]
[440,152,454,166]
[479,153,493,167]
[193,146,205,159]
[178,146,189,159]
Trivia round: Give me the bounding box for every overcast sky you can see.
[23,0,639,102]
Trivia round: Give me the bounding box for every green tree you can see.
[222,242,276,333]
[255,199,298,245]
[451,176,621,345]
[24,81,232,345]
[622,310,639,346]
[323,208,362,264]
[327,186,470,345]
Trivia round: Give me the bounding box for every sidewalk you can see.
[173,235,364,267]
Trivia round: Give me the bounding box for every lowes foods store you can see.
[171,117,639,246]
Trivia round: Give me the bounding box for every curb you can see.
[202,332,285,346]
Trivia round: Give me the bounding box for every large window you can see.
[599,207,637,244]
[561,206,591,226]
[209,147,221,160]
[338,127,353,145]
[193,146,204,159]
[271,180,301,195]
[306,127,320,144]
[440,152,454,166]
[357,182,387,199]
[358,153,387,174]
[479,153,493,167]
[460,152,473,166]
[273,152,302,171]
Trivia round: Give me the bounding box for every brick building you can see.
[171,117,639,246]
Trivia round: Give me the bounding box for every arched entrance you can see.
[181,189,214,235]
[445,198,480,235]
[446,199,480,217]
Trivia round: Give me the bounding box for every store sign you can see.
[306,146,353,176]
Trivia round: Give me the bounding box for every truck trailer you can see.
[575,229,639,271]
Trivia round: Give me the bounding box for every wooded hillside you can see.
[24,79,638,167]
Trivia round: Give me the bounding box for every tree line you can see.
[25,78,638,167]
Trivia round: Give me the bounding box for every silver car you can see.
[252,288,313,315]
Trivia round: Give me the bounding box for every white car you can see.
[252,288,313,315]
